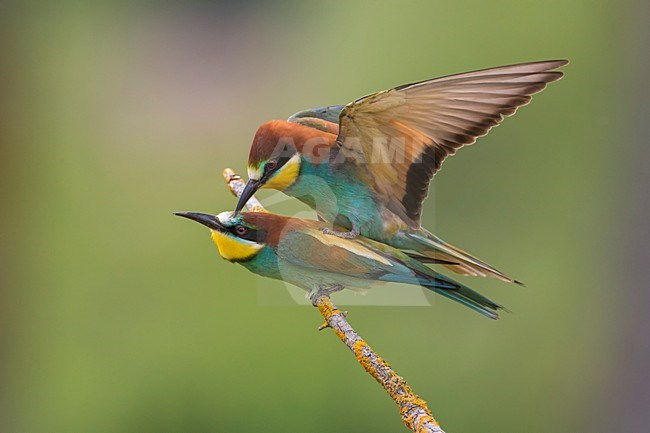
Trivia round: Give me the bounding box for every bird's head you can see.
[175,211,268,262]
[234,121,303,214]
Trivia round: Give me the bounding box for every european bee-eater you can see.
[233,60,568,283]
[175,211,503,319]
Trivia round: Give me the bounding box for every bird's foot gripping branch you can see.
[222,167,445,433]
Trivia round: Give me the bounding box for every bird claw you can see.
[321,227,360,239]
[310,284,344,306]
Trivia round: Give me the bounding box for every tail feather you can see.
[406,231,522,285]
[419,276,503,319]
[403,264,504,319]
[404,251,459,265]
[435,288,501,319]
[373,241,505,319]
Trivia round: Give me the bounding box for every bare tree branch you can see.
[223,167,445,433]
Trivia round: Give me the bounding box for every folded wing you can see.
[276,229,409,279]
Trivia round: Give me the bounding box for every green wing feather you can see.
[276,229,406,279]
[275,229,503,318]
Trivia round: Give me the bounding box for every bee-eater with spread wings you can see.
[176,211,504,319]
[233,60,568,283]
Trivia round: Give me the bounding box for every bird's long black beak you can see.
[234,178,260,215]
[174,212,224,230]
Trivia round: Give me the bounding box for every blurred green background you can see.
[2,1,648,432]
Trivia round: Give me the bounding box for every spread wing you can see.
[335,59,568,226]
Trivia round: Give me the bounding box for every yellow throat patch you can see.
[210,230,263,262]
[261,153,300,190]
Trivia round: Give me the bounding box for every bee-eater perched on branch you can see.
[234,60,568,284]
[175,211,504,319]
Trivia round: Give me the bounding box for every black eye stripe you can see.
[263,144,297,174]
[265,154,292,173]
[276,154,292,167]
[229,226,267,243]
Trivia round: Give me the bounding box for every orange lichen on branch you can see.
[314,294,442,433]
[314,295,346,339]
[222,168,445,433]
[352,339,439,431]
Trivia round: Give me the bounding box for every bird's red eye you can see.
[235,226,248,235]
[266,160,277,170]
